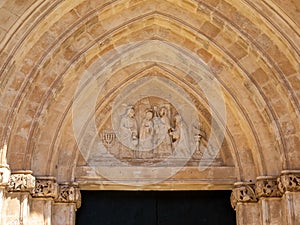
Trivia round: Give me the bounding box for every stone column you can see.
[231,182,260,225]
[255,176,283,225]
[30,177,58,225]
[0,165,10,224]
[52,183,81,225]
[278,170,300,225]
[2,170,35,225]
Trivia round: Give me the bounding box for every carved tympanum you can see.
[98,96,212,164]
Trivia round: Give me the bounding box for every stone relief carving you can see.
[98,96,214,165]
[278,172,300,193]
[255,177,282,198]
[192,122,206,159]
[32,177,58,198]
[119,106,138,149]
[139,109,155,150]
[55,183,81,208]
[101,131,116,147]
[231,183,257,210]
[8,172,35,192]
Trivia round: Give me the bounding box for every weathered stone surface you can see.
[0,0,299,224]
[8,171,35,192]
[255,176,282,198]
[231,182,257,210]
[32,177,58,198]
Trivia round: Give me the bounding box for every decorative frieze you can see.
[255,176,282,198]
[230,182,257,210]
[7,171,35,192]
[55,183,81,208]
[278,171,300,193]
[231,172,300,210]
[32,177,58,198]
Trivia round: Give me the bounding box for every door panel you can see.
[76,191,236,225]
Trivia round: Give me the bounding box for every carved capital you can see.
[255,176,282,198]
[231,182,257,210]
[8,171,35,192]
[278,171,300,193]
[55,183,81,208]
[32,177,58,198]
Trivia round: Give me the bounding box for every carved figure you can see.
[158,107,172,143]
[154,106,172,156]
[139,109,154,150]
[170,114,190,157]
[119,106,138,148]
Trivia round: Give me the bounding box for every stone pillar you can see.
[52,183,81,225]
[231,182,260,225]
[255,176,283,225]
[278,170,300,225]
[2,171,35,225]
[30,177,58,225]
[0,165,10,224]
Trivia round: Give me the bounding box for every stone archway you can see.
[0,0,299,224]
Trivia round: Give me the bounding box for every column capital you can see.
[230,182,257,210]
[278,170,300,193]
[32,176,58,198]
[7,170,35,193]
[55,183,81,209]
[255,176,282,198]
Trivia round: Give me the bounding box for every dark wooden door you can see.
[76,191,236,225]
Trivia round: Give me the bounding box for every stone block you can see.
[229,41,248,60]
[251,68,270,86]
[201,21,221,38]
[197,48,212,63]
[0,8,18,31]
[217,1,236,19]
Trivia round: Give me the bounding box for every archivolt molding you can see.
[0,0,299,188]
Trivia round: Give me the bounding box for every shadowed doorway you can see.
[76,191,236,225]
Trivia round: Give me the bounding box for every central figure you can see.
[139,109,154,150]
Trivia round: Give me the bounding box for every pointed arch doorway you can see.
[76,190,236,225]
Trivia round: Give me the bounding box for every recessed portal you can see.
[76,191,236,225]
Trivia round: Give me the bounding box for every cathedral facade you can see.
[0,0,299,224]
